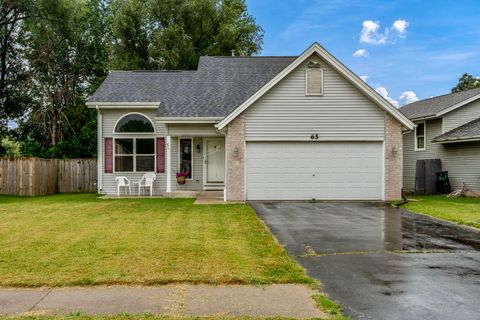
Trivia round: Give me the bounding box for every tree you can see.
[109,0,263,70]
[20,0,108,155]
[451,73,480,93]
[0,0,33,133]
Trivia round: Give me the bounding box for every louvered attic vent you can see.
[305,60,323,96]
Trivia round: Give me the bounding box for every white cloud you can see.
[375,86,399,108]
[353,49,369,57]
[359,75,369,82]
[392,19,409,34]
[360,20,388,45]
[399,91,419,105]
[359,19,409,45]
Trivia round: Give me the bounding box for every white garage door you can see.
[246,141,383,200]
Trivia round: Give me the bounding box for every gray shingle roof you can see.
[432,117,480,143]
[88,56,296,118]
[399,87,480,120]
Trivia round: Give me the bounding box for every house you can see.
[86,43,414,201]
[400,88,480,193]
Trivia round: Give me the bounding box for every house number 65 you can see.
[310,134,319,140]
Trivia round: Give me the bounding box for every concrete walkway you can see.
[0,284,324,318]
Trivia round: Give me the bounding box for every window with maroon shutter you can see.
[156,137,165,173]
[104,137,113,173]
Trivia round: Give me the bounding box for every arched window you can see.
[114,113,154,133]
[112,113,156,172]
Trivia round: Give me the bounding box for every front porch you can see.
[163,123,226,195]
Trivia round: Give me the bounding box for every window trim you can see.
[113,137,156,173]
[113,112,156,134]
[178,137,194,180]
[414,121,426,151]
[305,67,324,96]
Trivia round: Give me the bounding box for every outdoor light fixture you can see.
[233,146,239,156]
[392,146,398,156]
[196,144,201,153]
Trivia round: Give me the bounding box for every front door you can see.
[205,139,225,184]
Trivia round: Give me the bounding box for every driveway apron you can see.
[252,202,480,320]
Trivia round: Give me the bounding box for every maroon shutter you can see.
[104,137,113,173]
[156,137,165,173]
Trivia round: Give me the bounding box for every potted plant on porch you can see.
[176,172,188,185]
[176,162,190,185]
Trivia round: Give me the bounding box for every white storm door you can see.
[205,139,225,184]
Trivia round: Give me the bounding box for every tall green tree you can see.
[109,0,263,70]
[0,0,33,133]
[20,0,108,156]
[452,73,480,93]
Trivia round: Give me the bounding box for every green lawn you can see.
[0,194,312,287]
[403,195,480,229]
[0,314,345,320]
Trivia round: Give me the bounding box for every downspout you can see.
[96,105,103,192]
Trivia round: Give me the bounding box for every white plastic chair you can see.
[115,176,131,196]
[138,172,156,196]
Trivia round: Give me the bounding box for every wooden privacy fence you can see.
[0,158,97,196]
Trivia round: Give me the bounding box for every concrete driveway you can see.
[251,202,480,320]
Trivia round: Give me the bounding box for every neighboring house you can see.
[87,43,414,201]
[400,88,480,192]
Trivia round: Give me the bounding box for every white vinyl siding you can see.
[244,54,385,141]
[403,119,480,192]
[166,124,222,137]
[442,99,480,133]
[100,108,167,195]
[246,141,383,200]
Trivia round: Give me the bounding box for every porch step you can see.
[198,191,224,199]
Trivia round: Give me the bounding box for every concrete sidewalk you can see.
[0,284,324,318]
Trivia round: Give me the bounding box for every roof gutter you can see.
[86,101,161,109]
[432,136,480,144]
[155,117,223,124]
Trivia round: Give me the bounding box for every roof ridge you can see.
[402,87,480,108]
[201,55,298,58]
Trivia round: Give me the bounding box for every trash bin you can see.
[435,171,451,194]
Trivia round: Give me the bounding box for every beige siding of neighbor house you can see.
[442,99,480,132]
[99,108,167,195]
[403,119,480,192]
[244,54,385,141]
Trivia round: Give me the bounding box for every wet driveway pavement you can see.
[251,202,480,320]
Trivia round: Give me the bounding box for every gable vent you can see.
[305,61,323,96]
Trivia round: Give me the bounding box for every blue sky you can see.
[246,0,480,107]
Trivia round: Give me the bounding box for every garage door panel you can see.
[246,142,383,200]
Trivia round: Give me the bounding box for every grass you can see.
[0,314,337,320]
[0,194,313,287]
[402,195,480,229]
[313,294,350,320]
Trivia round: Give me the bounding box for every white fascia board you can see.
[216,42,415,131]
[408,115,437,122]
[435,94,480,117]
[433,136,480,144]
[86,102,161,109]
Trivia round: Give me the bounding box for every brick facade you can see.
[226,113,245,201]
[384,112,403,201]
